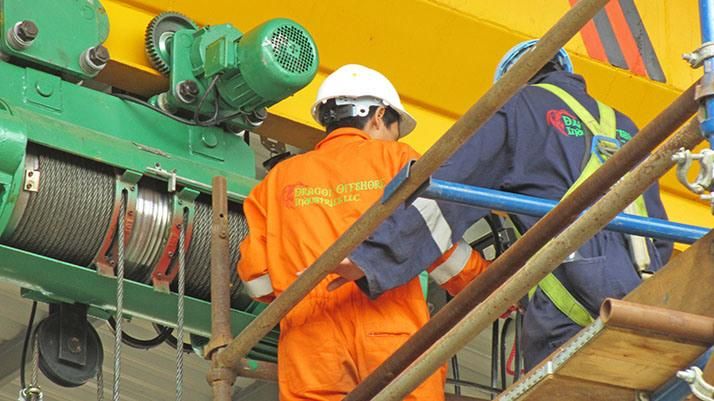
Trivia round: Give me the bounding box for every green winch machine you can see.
[0,0,318,388]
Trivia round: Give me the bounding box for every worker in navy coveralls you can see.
[334,40,673,371]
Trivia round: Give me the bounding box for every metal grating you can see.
[269,25,315,74]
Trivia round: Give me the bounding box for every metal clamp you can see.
[17,387,43,401]
[93,170,141,276]
[150,187,198,292]
[672,148,714,195]
[678,366,714,401]
[683,42,714,68]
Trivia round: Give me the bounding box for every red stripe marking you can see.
[605,0,647,76]
[570,0,607,61]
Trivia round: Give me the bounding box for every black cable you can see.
[500,317,513,389]
[450,354,461,395]
[107,317,172,350]
[113,93,199,126]
[445,293,462,396]
[490,320,500,398]
[154,324,193,353]
[19,301,38,390]
[194,74,222,126]
[514,311,523,380]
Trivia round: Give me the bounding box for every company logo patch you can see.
[616,129,632,143]
[547,109,585,137]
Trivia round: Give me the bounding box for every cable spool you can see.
[2,144,252,307]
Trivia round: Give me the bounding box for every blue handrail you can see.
[421,179,709,244]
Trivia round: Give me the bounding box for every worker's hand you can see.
[327,258,365,291]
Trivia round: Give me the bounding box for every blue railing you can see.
[421,179,709,244]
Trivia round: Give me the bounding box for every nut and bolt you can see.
[80,45,110,75]
[88,45,110,66]
[8,20,38,50]
[67,337,82,354]
[177,80,200,104]
[16,21,38,42]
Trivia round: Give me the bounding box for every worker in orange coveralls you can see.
[237,64,490,401]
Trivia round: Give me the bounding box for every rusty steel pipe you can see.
[235,359,278,382]
[601,298,714,344]
[369,119,704,401]
[217,0,612,374]
[345,82,699,401]
[208,176,234,401]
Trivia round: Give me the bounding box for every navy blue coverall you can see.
[350,71,673,371]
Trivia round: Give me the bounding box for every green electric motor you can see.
[145,13,319,130]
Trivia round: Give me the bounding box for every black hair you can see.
[530,59,565,82]
[319,99,400,133]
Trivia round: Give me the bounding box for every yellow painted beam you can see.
[99,0,713,235]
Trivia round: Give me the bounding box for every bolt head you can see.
[88,46,110,65]
[17,21,38,41]
[177,80,200,103]
[67,337,82,353]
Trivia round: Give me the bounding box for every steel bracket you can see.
[54,303,89,367]
[150,187,198,292]
[93,170,142,276]
[672,148,714,195]
[381,160,430,206]
[683,42,714,68]
[678,366,714,401]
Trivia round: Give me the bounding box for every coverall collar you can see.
[530,71,587,92]
[315,127,372,150]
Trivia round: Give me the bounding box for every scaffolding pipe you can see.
[235,359,278,382]
[208,176,233,401]
[423,180,708,244]
[601,298,714,344]
[344,82,699,401]
[698,0,714,148]
[215,0,612,373]
[368,119,705,401]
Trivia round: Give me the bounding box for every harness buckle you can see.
[591,135,621,164]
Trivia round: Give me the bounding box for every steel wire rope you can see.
[175,209,188,401]
[113,191,127,401]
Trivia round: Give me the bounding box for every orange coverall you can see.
[238,127,488,401]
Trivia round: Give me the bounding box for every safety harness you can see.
[525,83,652,327]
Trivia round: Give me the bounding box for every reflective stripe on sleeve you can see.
[429,240,471,285]
[412,198,453,253]
[244,273,274,298]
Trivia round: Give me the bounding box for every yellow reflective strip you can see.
[533,83,602,134]
[538,273,594,327]
[596,100,616,138]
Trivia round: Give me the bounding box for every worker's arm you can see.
[427,240,490,296]
[237,180,276,303]
[350,108,514,298]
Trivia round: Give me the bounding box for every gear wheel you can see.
[145,11,198,75]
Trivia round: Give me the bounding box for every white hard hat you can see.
[311,64,416,137]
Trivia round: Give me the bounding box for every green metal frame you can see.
[0,102,28,236]
[0,244,278,361]
[1,0,110,79]
[0,59,275,358]
[0,61,257,202]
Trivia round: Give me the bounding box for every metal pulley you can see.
[35,304,103,388]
